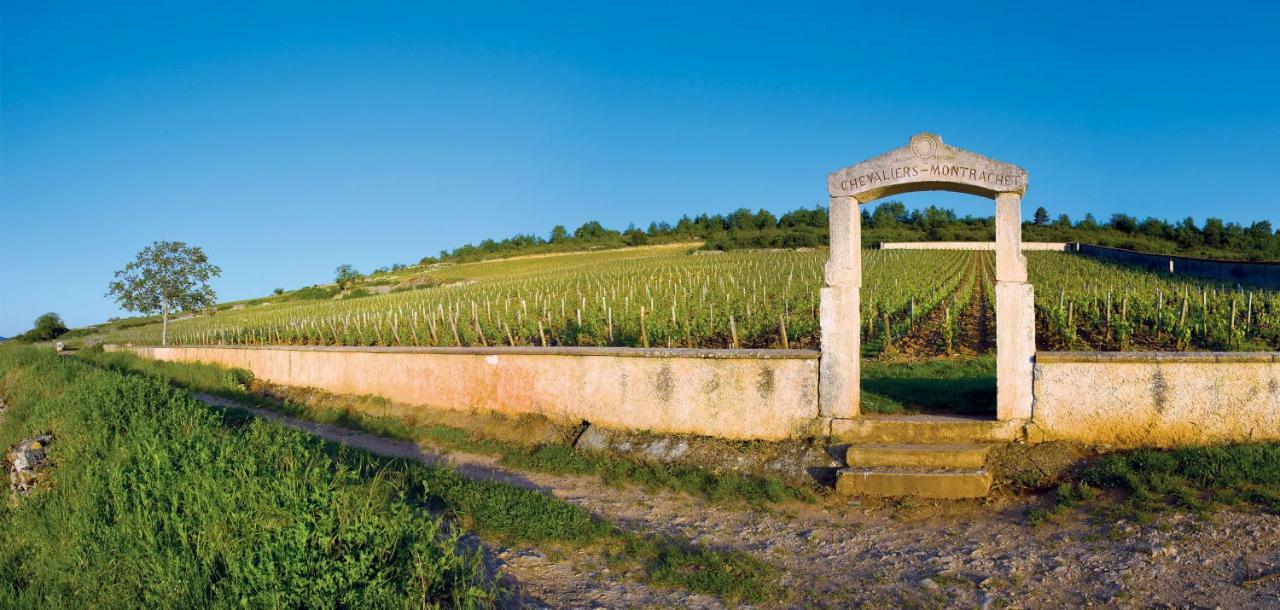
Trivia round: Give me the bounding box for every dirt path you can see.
[955,254,996,355]
[894,253,995,359]
[195,393,1280,609]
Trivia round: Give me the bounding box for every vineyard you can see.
[101,244,1280,354]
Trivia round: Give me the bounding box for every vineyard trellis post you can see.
[821,133,1034,421]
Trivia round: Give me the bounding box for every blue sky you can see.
[2,1,1278,336]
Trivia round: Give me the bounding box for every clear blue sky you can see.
[3,1,1278,336]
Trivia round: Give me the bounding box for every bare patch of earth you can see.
[893,254,995,360]
[195,393,1280,609]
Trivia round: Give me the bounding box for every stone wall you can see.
[878,241,1070,251]
[1032,352,1280,447]
[1075,244,1280,288]
[108,345,823,440]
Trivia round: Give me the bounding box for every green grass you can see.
[44,346,777,603]
[1081,444,1280,520]
[624,535,775,602]
[497,443,810,504]
[860,355,995,415]
[1026,444,1280,525]
[77,347,815,506]
[0,345,497,608]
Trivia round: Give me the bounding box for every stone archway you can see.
[820,133,1034,422]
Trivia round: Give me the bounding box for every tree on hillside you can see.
[1033,206,1050,226]
[868,201,906,228]
[334,264,362,290]
[16,312,69,342]
[573,221,617,240]
[1175,217,1203,249]
[622,224,649,246]
[549,225,569,243]
[1203,218,1226,248]
[107,241,221,346]
[1109,213,1138,234]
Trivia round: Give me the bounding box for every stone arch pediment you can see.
[827,133,1028,202]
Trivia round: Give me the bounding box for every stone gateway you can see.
[820,133,1035,422]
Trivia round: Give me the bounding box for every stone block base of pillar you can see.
[819,286,859,418]
[995,281,1035,421]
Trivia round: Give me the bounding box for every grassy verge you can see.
[861,355,995,415]
[0,345,496,607]
[1027,444,1280,525]
[32,346,775,604]
[77,347,814,506]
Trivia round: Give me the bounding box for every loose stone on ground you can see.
[8,433,54,497]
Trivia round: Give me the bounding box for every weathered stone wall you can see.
[878,242,1069,251]
[1033,352,1280,447]
[1076,244,1280,288]
[108,345,823,440]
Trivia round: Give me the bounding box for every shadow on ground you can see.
[861,356,996,416]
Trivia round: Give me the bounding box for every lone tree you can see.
[17,312,69,342]
[107,241,221,346]
[334,264,362,290]
[1033,206,1050,227]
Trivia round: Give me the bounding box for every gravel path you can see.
[196,393,1280,609]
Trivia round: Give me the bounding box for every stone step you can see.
[831,414,1024,444]
[845,443,994,469]
[835,467,994,499]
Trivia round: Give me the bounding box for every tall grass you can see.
[79,348,816,506]
[0,345,497,607]
[1,346,778,605]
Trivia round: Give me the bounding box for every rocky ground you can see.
[3,397,58,499]
[196,393,1280,609]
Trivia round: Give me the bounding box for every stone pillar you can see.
[994,193,1027,283]
[819,195,860,419]
[994,192,1035,420]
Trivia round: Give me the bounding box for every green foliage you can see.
[1023,441,1280,525]
[497,443,812,505]
[333,264,362,290]
[13,312,69,342]
[1077,444,1280,521]
[423,206,831,264]
[101,246,987,352]
[106,240,221,316]
[100,246,1279,352]
[0,345,496,607]
[624,536,775,604]
[1029,252,1280,351]
[106,240,221,345]
[1026,482,1097,526]
[67,348,781,602]
[80,350,815,506]
[1033,206,1050,226]
[283,285,340,301]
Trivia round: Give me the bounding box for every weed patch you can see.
[68,347,780,602]
[1079,444,1280,521]
[1025,444,1280,524]
[0,344,496,607]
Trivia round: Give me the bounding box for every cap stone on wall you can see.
[828,133,1028,201]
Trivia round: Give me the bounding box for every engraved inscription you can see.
[837,163,1024,193]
